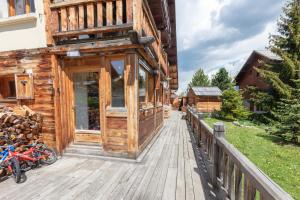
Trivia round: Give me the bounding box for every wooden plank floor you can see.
[0,111,214,200]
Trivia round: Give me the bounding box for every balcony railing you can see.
[50,0,133,40]
[187,107,293,200]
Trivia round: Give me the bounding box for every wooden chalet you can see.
[235,50,281,112]
[0,0,178,159]
[186,86,222,113]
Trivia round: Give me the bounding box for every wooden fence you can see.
[186,106,293,200]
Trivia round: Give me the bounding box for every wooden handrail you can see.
[186,106,293,200]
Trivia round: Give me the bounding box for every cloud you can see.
[176,0,286,93]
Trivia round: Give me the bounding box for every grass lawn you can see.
[204,118,300,200]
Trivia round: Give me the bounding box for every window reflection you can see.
[111,60,125,107]
[139,67,146,103]
[73,72,100,131]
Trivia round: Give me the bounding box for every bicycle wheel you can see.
[10,157,21,183]
[40,147,57,165]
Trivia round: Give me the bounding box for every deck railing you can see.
[49,0,133,39]
[186,106,293,200]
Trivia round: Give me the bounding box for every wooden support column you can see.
[43,0,55,46]
[212,122,225,188]
[100,56,107,147]
[126,54,139,158]
[52,54,62,153]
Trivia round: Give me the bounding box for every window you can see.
[111,59,125,107]
[0,76,16,100]
[138,65,155,109]
[139,67,147,103]
[0,0,35,18]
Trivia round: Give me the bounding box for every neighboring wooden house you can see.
[186,86,222,113]
[235,50,281,112]
[0,0,178,159]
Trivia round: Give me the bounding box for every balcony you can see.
[49,0,133,41]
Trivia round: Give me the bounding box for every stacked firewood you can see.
[0,105,43,146]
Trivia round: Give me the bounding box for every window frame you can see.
[2,0,36,18]
[0,75,17,101]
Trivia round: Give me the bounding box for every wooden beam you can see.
[52,23,133,38]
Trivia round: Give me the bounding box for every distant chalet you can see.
[235,50,281,112]
[235,50,281,91]
[187,86,222,113]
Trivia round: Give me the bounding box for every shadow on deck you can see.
[0,111,215,200]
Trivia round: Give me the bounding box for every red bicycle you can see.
[15,141,57,171]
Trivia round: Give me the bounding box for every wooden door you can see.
[69,67,102,144]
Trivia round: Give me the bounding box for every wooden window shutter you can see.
[15,74,34,99]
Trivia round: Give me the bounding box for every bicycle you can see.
[0,145,22,183]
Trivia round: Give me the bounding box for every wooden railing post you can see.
[212,122,225,188]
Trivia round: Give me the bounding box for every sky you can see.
[175,0,286,93]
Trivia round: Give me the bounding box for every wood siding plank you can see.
[78,5,85,29]
[116,0,123,25]
[97,2,103,27]
[87,3,95,28]
[68,6,78,31]
[106,1,113,26]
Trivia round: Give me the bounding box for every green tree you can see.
[219,87,250,121]
[256,0,300,142]
[243,86,275,111]
[190,69,210,87]
[211,68,232,91]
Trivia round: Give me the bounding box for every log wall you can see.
[0,49,56,147]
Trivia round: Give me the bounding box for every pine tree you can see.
[190,69,210,87]
[256,0,300,143]
[211,68,232,91]
[219,87,250,121]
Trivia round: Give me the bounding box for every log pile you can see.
[0,105,43,146]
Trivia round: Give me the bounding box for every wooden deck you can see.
[0,111,214,200]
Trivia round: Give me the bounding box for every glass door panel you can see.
[73,72,100,132]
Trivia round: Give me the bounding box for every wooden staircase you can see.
[64,142,104,158]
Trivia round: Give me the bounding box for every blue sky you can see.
[175,0,286,93]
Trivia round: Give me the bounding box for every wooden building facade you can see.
[235,50,281,112]
[186,86,222,113]
[0,0,178,159]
